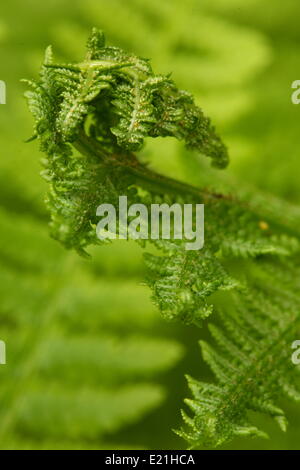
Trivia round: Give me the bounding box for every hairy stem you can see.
[74,131,229,202]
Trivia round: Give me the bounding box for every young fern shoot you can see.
[25,28,300,449]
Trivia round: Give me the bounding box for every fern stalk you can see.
[24,28,300,449]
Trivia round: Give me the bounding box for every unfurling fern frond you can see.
[24,28,300,449]
[24,28,229,257]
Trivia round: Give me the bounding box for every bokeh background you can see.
[1,0,300,449]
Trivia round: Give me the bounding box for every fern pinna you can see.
[24,28,300,449]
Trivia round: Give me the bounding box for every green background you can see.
[0,0,300,449]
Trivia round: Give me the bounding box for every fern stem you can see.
[74,131,226,202]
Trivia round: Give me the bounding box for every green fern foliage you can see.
[0,206,183,449]
[23,28,229,259]
[178,257,300,448]
[24,27,300,450]
[144,250,239,325]
[24,28,298,324]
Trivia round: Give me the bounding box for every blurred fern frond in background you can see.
[0,207,184,449]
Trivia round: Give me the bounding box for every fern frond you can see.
[15,385,165,440]
[24,28,300,450]
[178,258,300,448]
[35,334,183,384]
[23,28,230,260]
[145,250,239,325]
